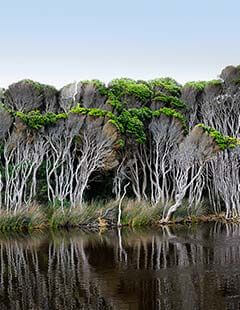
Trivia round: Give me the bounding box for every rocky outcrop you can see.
[4,80,58,112]
[220,65,240,85]
[59,81,110,112]
[0,107,12,139]
[0,88,4,105]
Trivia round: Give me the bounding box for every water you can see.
[0,223,240,310]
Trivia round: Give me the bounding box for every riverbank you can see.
[0,199,235,232]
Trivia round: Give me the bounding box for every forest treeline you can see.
[0,64,240,230]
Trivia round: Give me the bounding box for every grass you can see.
[47,202,102,229]
[121,200,160,227]
[0,206,47,232]
[121,198,207,227]
[0,198,210,232]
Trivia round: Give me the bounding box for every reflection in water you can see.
[0,224,240,309]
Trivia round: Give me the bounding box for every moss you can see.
[197,124,240,150]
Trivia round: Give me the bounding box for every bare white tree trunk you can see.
[4,134,48,212]
[117,182,130,226]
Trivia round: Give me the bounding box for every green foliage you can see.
[16,110,67,129]
[149,78,181,97]
[109,78,152,103]
[106,95,123,112]
[116,109,146,143]
[128,107,153,120]
[12,100,187,145]
[117,138,125,147]
[70,104,115,118]
[197,124,240,150]
[206,79,222,87]
[68,105,90,115]
[70,104,149,143]
[153,93,186,108]
[184,81,207,91]
[185,79,223,91]
[115,107,186,143]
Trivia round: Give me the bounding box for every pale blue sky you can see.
[1,0,239,88]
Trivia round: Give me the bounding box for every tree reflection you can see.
[0,224,240,309]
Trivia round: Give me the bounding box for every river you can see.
[0,223,239,309]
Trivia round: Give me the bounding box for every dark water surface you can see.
[0,223,240,310]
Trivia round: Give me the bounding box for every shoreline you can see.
[0,209,238,233]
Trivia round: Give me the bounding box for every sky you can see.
[0,0,240,89]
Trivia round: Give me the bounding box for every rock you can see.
[58,82,82,112]
[4,80,58,112]
[0,88,5,104]
[181,84,202,107]
[0,107,13,139]
[220,65,240,85]
[182,126,220,160]
[203,82,223,101]
[59,81,110,112]
[150,98,166,110]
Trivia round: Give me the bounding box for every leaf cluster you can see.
[149,78,181,97]
[16,111,67,129]
[153,93,185,108]
[108,78,152,103]
[197,124,240,150]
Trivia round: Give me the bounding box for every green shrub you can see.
[16,110,67,129]
[184,81,207,91]
[197,124,240,150]
[149,78,181,97]
[109,78,152,103]
[153,93,186,108]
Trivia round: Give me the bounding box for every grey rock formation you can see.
[220,65,240,85]
[0,88,4,105]
[0,107,12,139]
[203,83,223,101]
[59,81,110,112]
[4,80,58,112]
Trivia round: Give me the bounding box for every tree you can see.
[201,93,240,217]
[148,114,184,210]
[3,130,47,212]
[45,115,118,208]
[162,126,222,222]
